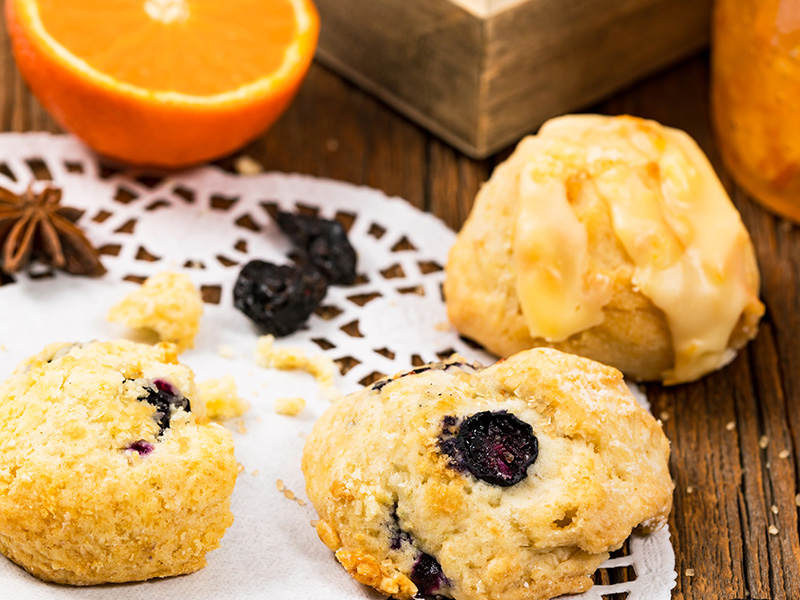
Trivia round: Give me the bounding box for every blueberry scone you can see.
[445,114,764,384]
[302,349,673,600]
[0,340,237,585]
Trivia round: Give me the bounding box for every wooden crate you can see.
[315,0,711,158]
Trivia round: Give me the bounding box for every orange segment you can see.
[6,0,319,166]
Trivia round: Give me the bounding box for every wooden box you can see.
[315,0,712,158]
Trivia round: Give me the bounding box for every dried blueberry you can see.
[127,440,154,455]
[372,377,392,392]
[233,259,328,336]
[411,553,449,599]
[389,504,412,550]
[441,411,538,487]
[139,379,190,434]
[275,211,357,285]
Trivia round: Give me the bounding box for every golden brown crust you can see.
[0,340,237,585]
[302,349,673,600]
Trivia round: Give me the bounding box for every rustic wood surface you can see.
[1,11,799,600]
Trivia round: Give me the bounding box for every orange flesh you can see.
[37,0,298,96]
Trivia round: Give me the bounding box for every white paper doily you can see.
[0,133,675,600]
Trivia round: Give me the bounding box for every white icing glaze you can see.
[514,167,611,342]
[512,115,764,383]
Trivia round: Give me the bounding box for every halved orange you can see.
[6,0,319,167]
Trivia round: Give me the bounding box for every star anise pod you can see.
[0,185,106,276]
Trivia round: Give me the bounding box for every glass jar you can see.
[712,0,800,222]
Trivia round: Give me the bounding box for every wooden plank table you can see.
[1,15,798,600]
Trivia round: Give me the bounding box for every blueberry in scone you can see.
[302,348,673,600]
[0,340,238,585]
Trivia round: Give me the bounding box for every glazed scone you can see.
[108,271,203,352]
[0,340,238,585]
[302,349,673,600]
[445,114,764,384]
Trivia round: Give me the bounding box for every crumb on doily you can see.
[197,375,249,420]
[275,396,306,416]
[234,155,265,175]
[226,418,247,435]
[255,334,342,401]
[276,479,306,506]
[218,344,236,359]
[107,271,203,352]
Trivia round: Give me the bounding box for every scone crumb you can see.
[779,449,790,459]
[234,155,264,175]
[275,396,306,416]
[659,411,670,422]
[768,525,779,535]
[197,375,250,420]
[686,485,694,494]
[235,418,247,434]
[315,520,341,551]
[684,568,695,577]
[107,271,203,352]
[759,435,770,449]
[218,344,236,359]
[276,479,304,505]
[237,463,246,473]
[252,470,260,477]
[725,421,736,431]
[256,334,341,399]
[771,505,779,514]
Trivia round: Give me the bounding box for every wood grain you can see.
[483,0,711,153]
[1,7,799,598]
[315,0,711,157]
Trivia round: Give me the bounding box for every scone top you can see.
[7,340,203,447]
[447,114,764,384]
[303,349,673,600]
[0,339,237,586]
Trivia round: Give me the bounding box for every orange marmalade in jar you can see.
[712,0,800,222]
